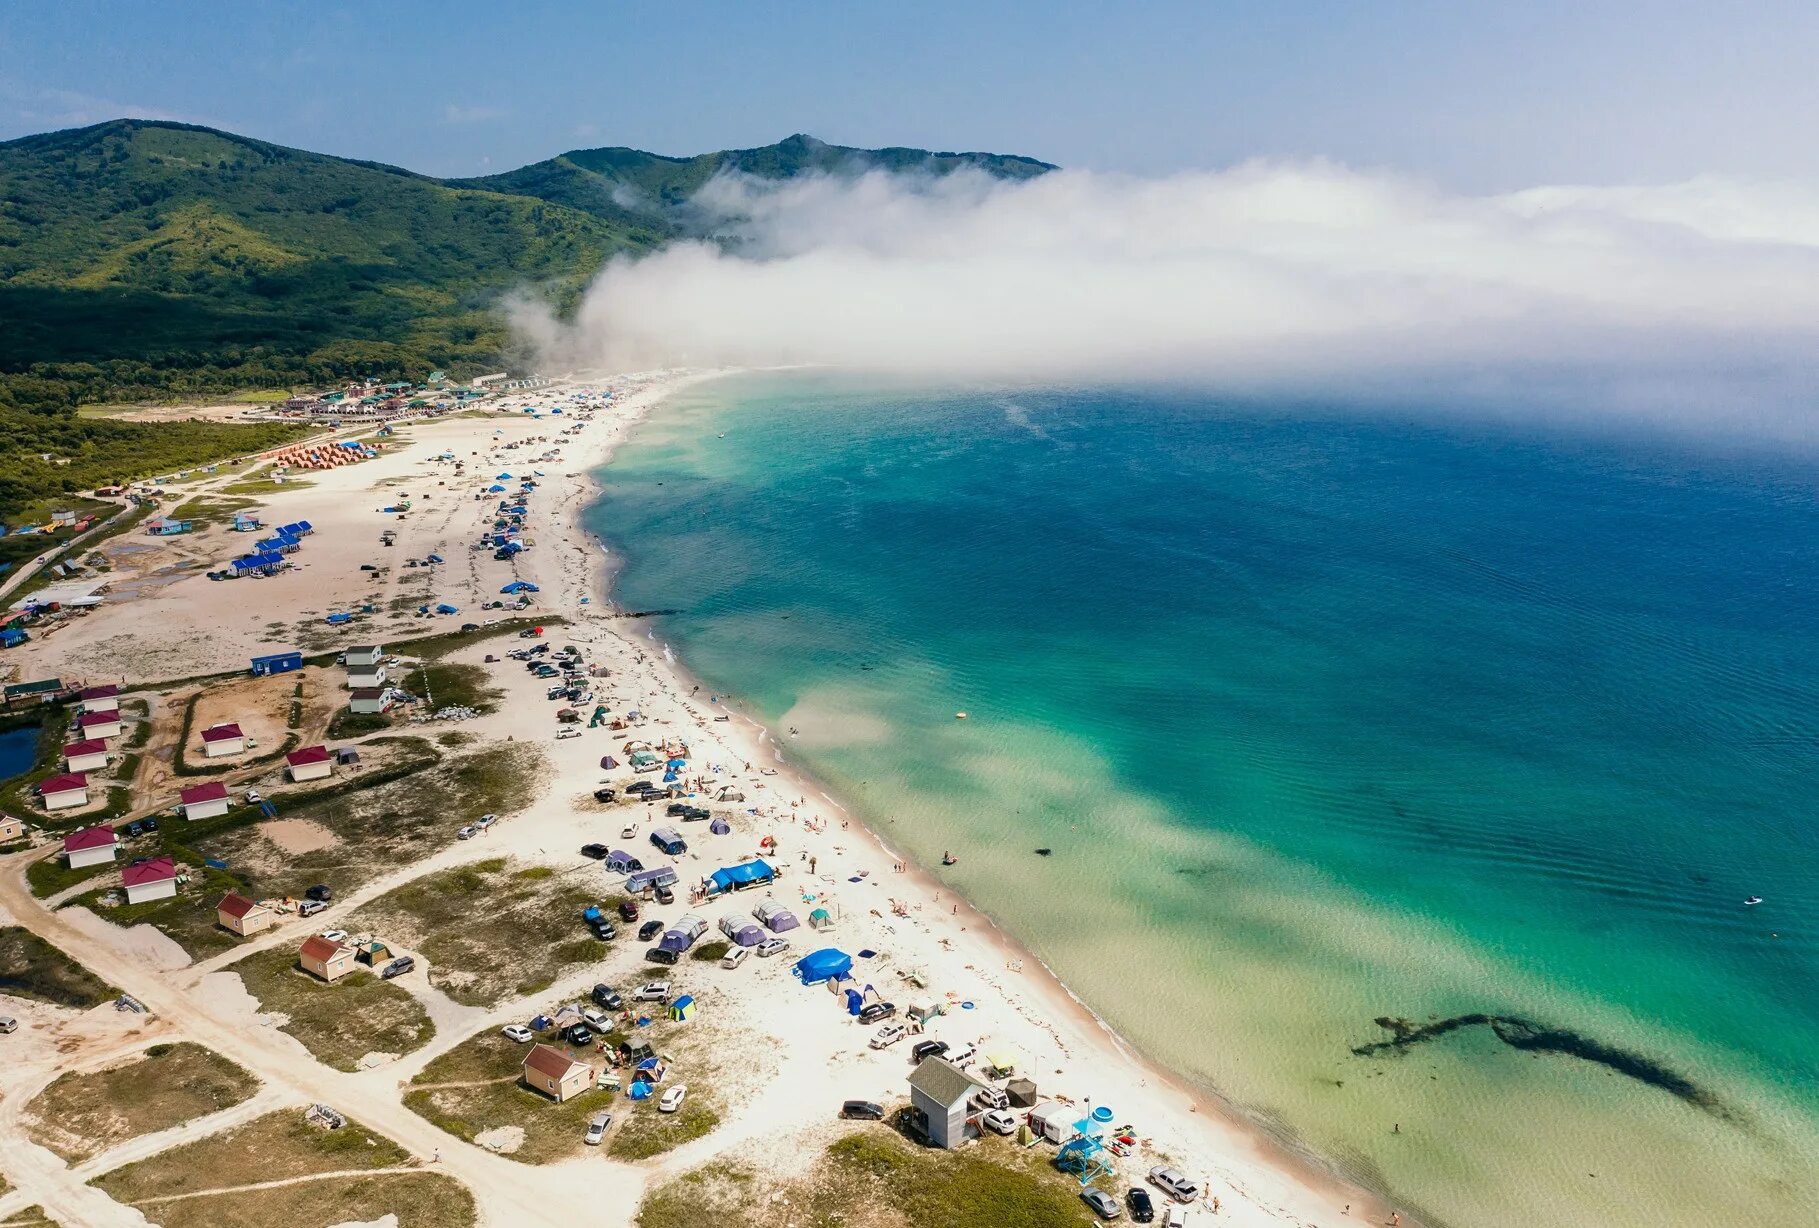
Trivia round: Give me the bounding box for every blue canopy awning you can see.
[792,948,854,985]
[708,859,775,894]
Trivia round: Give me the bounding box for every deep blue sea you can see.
[587,374,1819,1228]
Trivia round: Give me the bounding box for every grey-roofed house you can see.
[908,1056,984,1149]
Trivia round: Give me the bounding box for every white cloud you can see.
[518,163,1819,433]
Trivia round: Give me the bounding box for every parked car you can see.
[840,1099,886,1120]
[125,820,144,838]
[634,981,672,1002]
[381,956,415,979]
[581,843,610,860]
[1081,1188,1122,1219]
[0,1017,17,1034]
[645,947,679,966]
[457,825,477,840]
[720,945,750,970]
[870,1023,909,1050]
[617,899,640,922]
[563,1023,594,1046]
[501,1024,534,1043]
[658,1084,687,1113]
[654,883,675,906]
[911,1039,949,1062]
[858,1002,897,1024]
[591,984,623,1010]
[593,788,617,803]
[244,789,262,804]
[585,1111,611,1145]
[626,780,657,795]
[305,884,332,902]
[476,813,497,830]
[665,802,690,816]
[981,1108,1018,1136]
[970,1085,1010,1111]
[1148,1167,1198,1203]
[298,899,328,918]
[556,729,581,741]
[142,816,159,831]
[638,920,664,942]
[680,806,711,821]
[755,937,790,958]
[320,928,348,944]
[1126,1186,1156,1222]
[581,1006,612,1030]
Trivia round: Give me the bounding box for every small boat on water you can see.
[1745,896,1763,906]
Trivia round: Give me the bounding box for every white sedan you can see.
[659,1084,688,1113]
[501,1024,534,1043]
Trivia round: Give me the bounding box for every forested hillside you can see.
[0,120,1048,513]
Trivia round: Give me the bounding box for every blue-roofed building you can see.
[250,650,303,676]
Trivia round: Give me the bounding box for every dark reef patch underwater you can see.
[1355,1015,1727,1117]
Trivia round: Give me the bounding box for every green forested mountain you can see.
[455,132,1056,226]
[0,120,1047,513]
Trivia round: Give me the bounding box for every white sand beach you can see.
[3,371,1391,1227]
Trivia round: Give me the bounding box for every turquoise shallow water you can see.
[587,374,1819,1227]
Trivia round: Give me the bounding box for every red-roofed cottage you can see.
[286,744,334,783]
[347,688,390,716]
[199,723,246,758]
[299,934,355,982]
[62,824,117,868]
[63,738,110,773]
[80,684,121,714]
[522,1043,594,1102]
[179,781,231,821]
[76,709,122,740]
[122,856,178,904]
[216,891,274,937]
[39,773,90,812]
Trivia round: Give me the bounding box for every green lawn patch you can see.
[0,926,113,1007]
[396,662,501,714]
[91,1108,415,1202]
[228,946,434,1071]
[404,1028,610,1165]
[348,858,607,1007]
[22,1042,259,1162]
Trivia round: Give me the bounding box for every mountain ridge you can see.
[0,118,1049,416]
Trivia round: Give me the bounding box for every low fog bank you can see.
[513,163,1819,435]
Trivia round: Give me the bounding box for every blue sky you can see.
[1,1,1812,187]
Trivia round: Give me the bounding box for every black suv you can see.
[563,1023,593,1046]
[638,920,664,942]
[580,843,610,860]
[1126,1187,1155,1222]
[592,984,623,1010]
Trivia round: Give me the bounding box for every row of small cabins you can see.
[42,643,389,811]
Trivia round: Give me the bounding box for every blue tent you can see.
[708,859,775,895]
[324,612,352,625]
[501,581,540,594]
[488,484,506,493]
[435,603,459,614]
[628,1081,653,1100]
[792,948,854,985]
[496,472,513,479]
[604,849,643,873]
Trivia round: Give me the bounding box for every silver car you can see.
[584,1111,611,1145]
[1081,1187,1123,1219]
[1148,1166,1198,1203]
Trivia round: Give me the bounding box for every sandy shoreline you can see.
[5,367,1394,1226]
[569,369,1392,1224]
